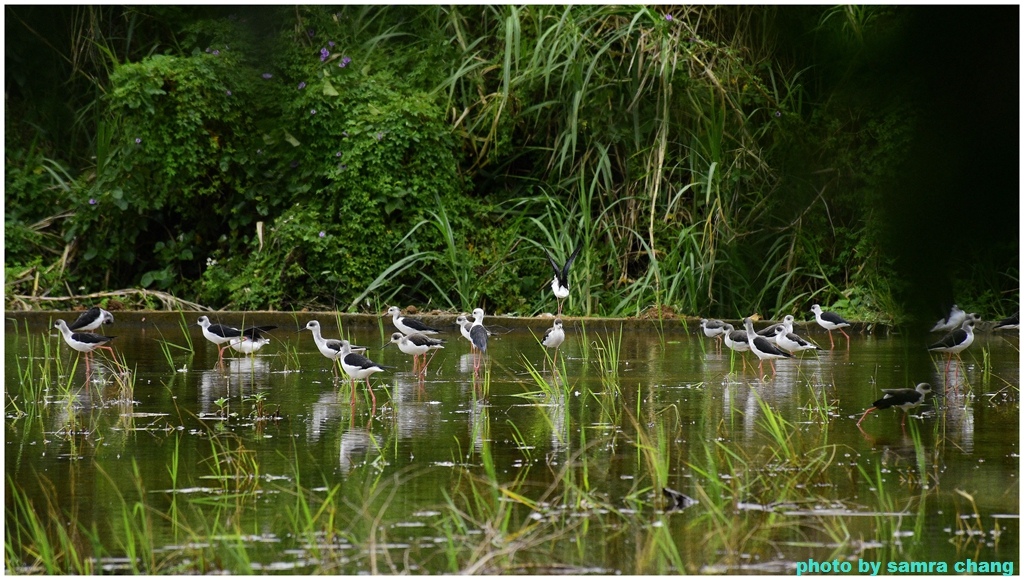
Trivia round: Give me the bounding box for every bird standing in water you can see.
[857,383,934,427]
[54,319,117,375]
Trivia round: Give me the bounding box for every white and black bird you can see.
[301,320,361,377]
[54,319,117,375]
[455,315,475,347]
[700,318,726,351]
[773,317,821,354]
[993,311,1019,331]
[68,306,115,332]
[387,306,440,336]
[387,331,444,375]
[930,304,966,333]
[857,382,934,427]
[227,327,272,356]
[722,323,750,353]
[469,307,489,373]
[928,316,977,375]
[546,244,582,316]
[755,320,786,344]
[540,318,566,372]
[197,316,277,364]
[542,318,565,351]
[743,317,793,375]
[810,304,851,349]
[339,339,391,405]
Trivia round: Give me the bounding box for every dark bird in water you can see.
[857,382,934,427]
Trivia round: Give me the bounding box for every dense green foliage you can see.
[5,6,1017,322]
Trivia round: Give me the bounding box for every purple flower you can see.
[339,56,352,68]
[774,111,782,118]
[212,50,220,56]
[307,28,315,38]
[665,14,673,21]
[320,48,330,62]
[135,137,142,144]
[298,81,306,90]
[89,198,97,205]
[262,73,273,79]
[205,47,211,53]
[328,41,335,48]
[310,109,317,115]
[319,231,326,238]
[340,164,347,170]
[335,152,342,157]
[226,90,232,96]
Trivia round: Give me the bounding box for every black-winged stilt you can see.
[469,308,488,373]
[755,320,785,344]
[930,304,966,333]
[773,316,821,354]
[928,316,977,377]
[810,304,851,349]
[54,319,117,375]
[722,323,750,353]
[857,382,934,427]
[68,306,114,332]
[387,331,444,375]
[387,306,440,336]
[993,311,1019,331]
[700,318,726,351]
[196,316,277,364]
[541,318,565,372]
[455,315,475,348]
[301,320,351,377]
[227,327,271,356]
[339,339,390,405]
[743,317,793,375]
[545,245,582,316]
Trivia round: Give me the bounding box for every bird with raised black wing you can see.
[545,244,582,316]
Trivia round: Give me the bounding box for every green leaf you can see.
[284,131,301,147]
[323,79,339,96]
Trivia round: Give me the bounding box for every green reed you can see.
[590,325,623,393]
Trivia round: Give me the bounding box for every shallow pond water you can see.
[5,311,1020,574]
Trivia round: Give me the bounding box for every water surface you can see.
[5,311,1019,574]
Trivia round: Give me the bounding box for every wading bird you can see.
[196,316,277,364]
[54,319,117,375]
[743,317,793,376]
[810,304,851,349]
[387,331,444,376]
[857,382,934,427]
[387,306,440,336]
